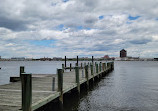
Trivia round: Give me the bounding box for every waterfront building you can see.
[11,57,25,61]
[120,49,127,58]
[40,57,52,61]
[53,57,62,61]
[103,55,109,59]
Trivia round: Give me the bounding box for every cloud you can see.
[129,39,151,44]
[0,0,158,58]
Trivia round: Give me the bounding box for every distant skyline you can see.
[0,0,158,58]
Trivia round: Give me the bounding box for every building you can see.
[11,57,25,61]
[53,57,62,61]
[120,49,127,58]
[40,57,52,61]
[103,55,109,59]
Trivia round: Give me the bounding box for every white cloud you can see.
[0,0,158,58]
[152,35,158,41]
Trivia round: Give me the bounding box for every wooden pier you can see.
[0,61,114,111]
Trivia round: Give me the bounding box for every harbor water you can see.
[0,61,158,111]
[74,61,158,111]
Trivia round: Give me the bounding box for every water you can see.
[75,61,158,111]
[1,61,158,111]
[0,61,87,85]
[0,61,98,85]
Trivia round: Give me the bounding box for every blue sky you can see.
[99,15,104,20]
[0,0,158,58]
[128,15,140,20]
[29,40,56,47]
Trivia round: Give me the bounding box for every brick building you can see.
[120,49,127,58]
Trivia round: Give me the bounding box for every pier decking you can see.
[0,62,114,111]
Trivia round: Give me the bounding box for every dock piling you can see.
[20,66,25,78]
[21,73,32,111]
[99,62,101,72]
[52,77,55,91]
[75,66,80,93]
[77,56,78,66]
[90,64,93,76]
[85,65,89,87]
[57,69,63,105]
[96,63,98,73]
[82,69,84,78]
[70,63,72,71]
[62,64,64,72]
[65,56,66,67]
[91,64,94,81]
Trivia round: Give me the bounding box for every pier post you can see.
[52,77,55,91]
[108,62,110,70]
[85,65,89,88]
[107,63,109,71]
[99,62,101,78]
[105,63,107,71]
[65,56,66,67]
[81,63,82,68]
[99,62,101,72]
[112,62,114,70]
[75,63,78,67]
[102,63,104,71]
[84,62,86,67]
[82,68,84,78]
[103,63,105,72]
[95,62,97,66]
[90,64,93,76]
[62,64,64,72]
[21,73,32,111]
[75,66,80,94]
[93,62,96,74]
[102,63,106,76]
[96,63,99,79]
[110,62,112,71]
[70,63,72,71]
[20,66,25,78]
[90,64,94,81]
[96,63,98,73]
[57,69,63,105]
[92,56,94,63]
[77,56,78,66]
[102,63,104,76]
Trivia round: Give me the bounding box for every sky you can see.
[0,0,158,58]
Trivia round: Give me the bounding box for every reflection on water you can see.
[75,61,158,111]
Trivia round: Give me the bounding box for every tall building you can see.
[120,49,127,58]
